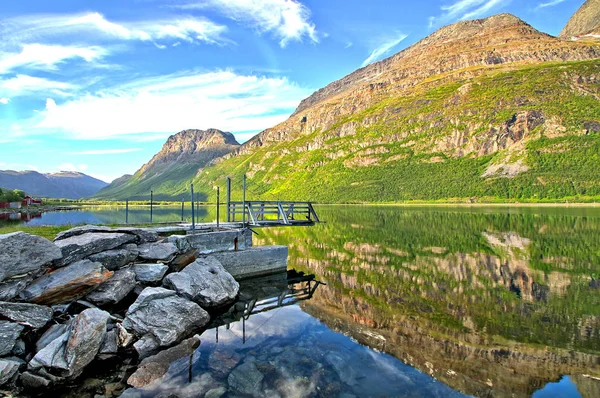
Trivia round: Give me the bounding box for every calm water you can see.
[12,205,600,397]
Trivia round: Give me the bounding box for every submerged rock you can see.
[0,232,62,282]
[228,360,264,397]
[55,232,137,266]
[87,268,136,306]
[122,287,210,347]
[132,264,169,283]
[88,246,138,271]
[127,335,201,388]
[0,321,24,356]
[137,243,179,262]
[0,302,53,329]
[54,225,158,244]
[163,257,239,308]
[20,260,113,305]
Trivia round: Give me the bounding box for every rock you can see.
[163,257,239,308]
[55,232,137,265]
[133,334,160,360]
[0,358,21,386]
[127,335,201,388]
[169,249,199,272]
[116,323,134,348]
[132,264,169,283]
[36,322,70,352]
[54,225,159,244]
[0,321,24,356]
[88,247,138,271]
[87,268,136,306]
[208,347,242,377]
[205,387,227,398]
[123,287,210,347]
[64,308,110,377]
[228,360,264,397]
[0,302,53,329]
[211,246,288,279]
[0,276,33,301]
[138,243,179,262]
[167,235,191,252]
[29,330,70,371]
[20,371,51,389]
[99,329,119,354]
[20,260,113,305]
[0,232,62,282]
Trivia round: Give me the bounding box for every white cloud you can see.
[0,75,75,96]
[69,148,143,155]
[362,33,408,67]
[1,12,230,48]
[0,98,9,104]
[429,0,511,27]
[0,43,108,74]
[182,0,318,47]
[28,69,311,140]
[536,0,567,8]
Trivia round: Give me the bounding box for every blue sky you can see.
[0,0,585,183]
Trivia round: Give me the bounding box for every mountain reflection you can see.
[256,206,600,397]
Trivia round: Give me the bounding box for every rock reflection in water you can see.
[120,271,466,398]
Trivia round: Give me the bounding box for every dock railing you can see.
[227,201,320,226]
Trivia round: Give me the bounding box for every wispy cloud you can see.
[69,148,143,155]
[362,33,408,67]
[180,0,318,47]
[536,0,567,9]
[0,74,76,96]
[429,0,511,27]
[0,98,10,105]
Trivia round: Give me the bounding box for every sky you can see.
[0,0,586,183]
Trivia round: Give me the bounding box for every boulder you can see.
[0,302,53,329]
[0,232,62,282]
[227,360,264,397]
[137,243,179,262]
[20,371,51,389]
[163,257,239,308]
[133,334,160,360]
[20,260,113,305]
[36,322,70,352]
[169,249,199,272]
[55,232,137,265]
[127,335,201,388]
[99,329,119,355]
[87,268,136,306]
[28,331,70,371]
[0,358,21,386]
[122,287,210,347]
[0,275,33,301]
[54,225,158,243]
[88,246,138,271]
[0,321,24,356]
[132,264,169,283]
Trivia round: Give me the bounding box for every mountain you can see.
[94,129,240,200]
[560,0,600,39]
[0,171,108,199]
[102,12,600,203]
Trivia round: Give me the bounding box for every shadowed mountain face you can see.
[560,0,600,39]
[0,170,108,199]
[94,129,240,201]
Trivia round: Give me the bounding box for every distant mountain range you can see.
[94,2,600,203]
[0,170,108,200]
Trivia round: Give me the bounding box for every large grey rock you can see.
[0,232,62,282]
[133,264,169,283]
[87,268,136,306]
[99,329,119,355]
[88,246,138,271]
[29,308,110,378]
[36,322,70,352]
[122,287,209,347]
[0,302,53,329]
[55,225,158,243]
[20,260,113,305]
[133,334,160,360]
[228,360,264,397]
[55,232,137,265]
[163,257,239,308]
[0,321,24,356]
[185,229,252,254]
[127,335,201,388]
[211,246,288,279]
[0,275,33,301]
[0,358,21,386]
[138,243,179,262]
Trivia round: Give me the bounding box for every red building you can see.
[22,196,42,206]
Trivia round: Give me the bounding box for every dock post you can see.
[181,196,184,222]
[242,174,247,227]
[226,177,231,222]
[196,193,200,223]
[191,184,195,233]
[125,200,129,224]
[216,186,220,228]
[150,191,153,223]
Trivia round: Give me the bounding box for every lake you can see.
[10,205,600,397]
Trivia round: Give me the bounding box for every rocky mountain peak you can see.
[560,0,600,39]
[139,129,240,175]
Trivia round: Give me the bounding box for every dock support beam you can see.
[242,174,247,227]
[150,191,153,223]
[226,177,231,222]
[191,184,195,233]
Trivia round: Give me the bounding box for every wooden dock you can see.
[227,201,320,227]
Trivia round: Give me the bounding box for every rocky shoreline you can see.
[0,225,284,396]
